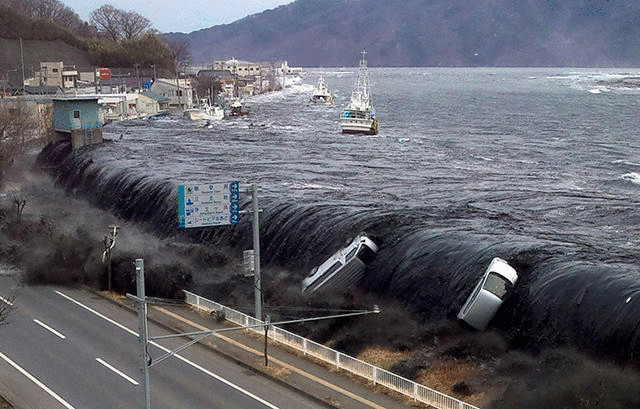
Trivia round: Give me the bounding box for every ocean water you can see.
[41,67,640,361]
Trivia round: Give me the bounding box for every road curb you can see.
[83,286,337,409]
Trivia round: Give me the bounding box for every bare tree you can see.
[12,194,25,222]
[90,4,122,41]
[2,0,81,27]
[90,4,153,41]
[0,99,36,182]
[120,10,152,40]
[168,40,193,74]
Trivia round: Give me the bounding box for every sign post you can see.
[177,181,262,320]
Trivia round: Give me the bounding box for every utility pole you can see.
[251,184,262,321]
[19,38,25,95]
[132,259,150,409]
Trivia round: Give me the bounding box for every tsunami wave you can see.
[37,141,640,364]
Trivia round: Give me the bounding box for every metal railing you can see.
[184,290,479,409]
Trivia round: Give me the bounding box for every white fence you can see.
[183,290,479,409]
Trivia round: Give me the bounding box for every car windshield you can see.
[345,246,358,261]
[482,272,512,300]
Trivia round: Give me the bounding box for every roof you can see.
[152,78,192,89]
[24,85,62,95]
[487,257,518,284]
[52,95,99,101]
[197,69,235,79]
[141,91,169,102]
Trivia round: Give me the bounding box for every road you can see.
[0,281,330,409]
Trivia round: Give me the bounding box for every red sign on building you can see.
[99,68,111,81]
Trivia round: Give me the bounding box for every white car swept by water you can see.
[302,234,378,295]
[457,257,519,331]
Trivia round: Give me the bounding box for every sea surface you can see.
[42,67,640,361]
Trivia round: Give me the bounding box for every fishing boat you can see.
[228,98,248,117]
[340,50,377,135]
[310,74,335,104]
[184,98,224,121]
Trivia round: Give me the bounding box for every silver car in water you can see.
[302,234,378,295]
[457,257,519,331]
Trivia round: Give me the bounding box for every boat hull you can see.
[340,117,378,135]
[184,108,224,121]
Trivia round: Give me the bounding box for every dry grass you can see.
[0,395,12,409]
[263,364,292,379]
[356,347,411,371]
[414,359,501,408]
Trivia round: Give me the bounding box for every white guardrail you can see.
[183,290,479,409]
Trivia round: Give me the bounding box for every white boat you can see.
[228,98,248,117]
[310,75,335,104]
[184,98,224,121]
[340,50,378,135]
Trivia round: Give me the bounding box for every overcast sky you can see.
[62,0,296,33]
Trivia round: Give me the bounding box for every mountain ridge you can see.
[165,0,640,67]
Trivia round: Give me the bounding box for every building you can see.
[52,97,102,150]
[27,62,79,90]
[197,69,237,98]
[136,91,169,118]
[212,59,261,77]
[97,94,140,123]
[149,78,193,110]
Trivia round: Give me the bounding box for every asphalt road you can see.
[0,282,330,409]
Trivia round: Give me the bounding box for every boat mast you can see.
[351,49,370,108]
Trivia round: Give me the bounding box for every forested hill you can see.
[166,0,640,67]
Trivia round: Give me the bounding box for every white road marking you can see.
[33,319,66,339]
[0,296,13,306]
[96,358,139,385]
[55,290,280,409]
[0,350,76,409]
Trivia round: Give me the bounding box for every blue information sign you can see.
[177,181,240,228]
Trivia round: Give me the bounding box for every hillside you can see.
[0,38,92,73]
[0,4,91,72]
[166,0,640,67]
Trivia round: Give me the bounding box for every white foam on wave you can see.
[588,87,611,94]
[472,154,493,161]
[621,172,640,185]
[612,159,640,167]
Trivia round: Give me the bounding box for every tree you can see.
[90,5,122,41]
[90,4,152,42]
[0,100,36,183]
[120,10,152,40]
[0,0,87,36]
[168,40,192,74]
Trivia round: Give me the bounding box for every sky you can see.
[62,0,296,33]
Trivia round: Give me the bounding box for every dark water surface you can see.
[41,68,640,361]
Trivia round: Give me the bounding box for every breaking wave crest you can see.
[37,141,640,364]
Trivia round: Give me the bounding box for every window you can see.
[53,68,58,73]
[483,273,512,300]
[345,247,358,261]
[73,110,80,119]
